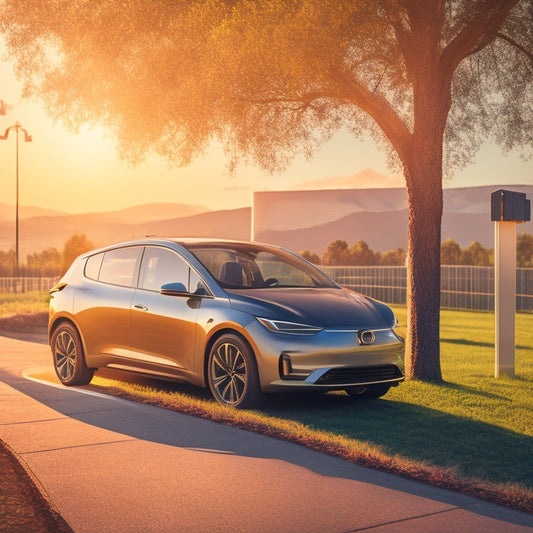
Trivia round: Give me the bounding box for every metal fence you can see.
[1,267,533,312]
[0,277,57,294]
[321,265,533,312]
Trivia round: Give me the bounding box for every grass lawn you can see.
[260,306,533,494]
[0,291,49,331]
[0,291,49,318]
[80,306,533,511]
[2,292,532,510]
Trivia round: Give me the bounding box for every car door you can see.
[76,246,142,360]
[130,246,202,375]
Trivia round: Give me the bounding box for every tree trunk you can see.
[403,85,446,381]
[405,163,443,381]
[399,2,449,382]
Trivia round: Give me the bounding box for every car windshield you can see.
[185,243,337,289]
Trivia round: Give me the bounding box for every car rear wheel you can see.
[345,383,391,399]
[51,323,94,386]
[208,334,263,409]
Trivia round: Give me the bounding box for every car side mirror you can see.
[160,282,188,296]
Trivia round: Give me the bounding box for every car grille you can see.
[314,364,404,385]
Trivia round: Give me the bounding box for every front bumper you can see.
[246,322,405,392]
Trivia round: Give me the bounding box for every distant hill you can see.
[253,185,533,253]
[1,185,532,258]
[0,202,67,221]
[256,209,533,253]
[124,207,251,243]
[0,201,208,223]
[257,211,409,253]
[88,202,208,223]
[0,206,250,258]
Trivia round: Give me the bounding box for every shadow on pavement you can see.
[0,335,531,527]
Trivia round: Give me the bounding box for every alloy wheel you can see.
[210,341,248,406]
[54,330,77,381]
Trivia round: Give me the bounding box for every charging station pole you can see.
[494,220,516,377]
[491,189,531,378]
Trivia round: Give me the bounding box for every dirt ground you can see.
[0,440,73,533]
[0,326,73,532]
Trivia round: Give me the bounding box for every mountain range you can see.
[0,184,531,258]
[0,203,250,258]
[252,185,533,253]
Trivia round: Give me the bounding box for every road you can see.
[0,335,531,532]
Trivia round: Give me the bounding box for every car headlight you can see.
[256,317,324,335]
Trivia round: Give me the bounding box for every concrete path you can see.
[0,335,531,533]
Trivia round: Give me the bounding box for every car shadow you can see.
[263,390,532,490]
[0,360,531,526]
[89,371,532,494]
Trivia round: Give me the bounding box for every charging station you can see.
[491,189,531,377]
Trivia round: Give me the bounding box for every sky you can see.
[0,41,531,215]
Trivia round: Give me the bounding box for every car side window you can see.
[189,268,209,295]
[85,252,104,280]
[139,247,190,291]
[98,247,142,287]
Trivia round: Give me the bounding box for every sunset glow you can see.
[0,39,531,215]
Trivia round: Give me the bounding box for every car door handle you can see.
[133,304,149,312]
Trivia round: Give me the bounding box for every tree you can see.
[26,247,61,277]
[380,248,406,266]
[61,234,94,275]
[441,238,463,265]
[1,1,531,380]
[0,249,16,277]
[322,240,351,266]
[461,240,493,266]
[517,233,533,267]
[350,240,380,266]
[299,250,321,265]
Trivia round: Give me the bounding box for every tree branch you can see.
[330,69,412,166]
[496,32,533,61]
[441,0,520,81]
[239,73,412,167]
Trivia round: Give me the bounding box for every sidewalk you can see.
[1,335,532,533]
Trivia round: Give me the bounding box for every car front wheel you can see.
[51,323,94,386]
[207,334,263,409]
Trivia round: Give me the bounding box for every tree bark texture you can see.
[401,2,448,381]
[405,166,443,381]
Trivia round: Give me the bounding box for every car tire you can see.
[207,334,263,409]
[51,323,94,386]
[345,383,391,399]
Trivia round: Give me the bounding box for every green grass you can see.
[5,294,532,511]
[0,291,49,318]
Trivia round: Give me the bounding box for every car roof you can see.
[143,237,282,249]
[158,237,252,245]
[81,237,283,256]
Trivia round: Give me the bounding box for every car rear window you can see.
[98,247,142,287]
[85,253,104,280]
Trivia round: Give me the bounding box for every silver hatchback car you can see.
[49,238,404,408]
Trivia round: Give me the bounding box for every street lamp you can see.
[0,121,32,275]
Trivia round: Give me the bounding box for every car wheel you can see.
[345,383,391,399]
[51,323,94,386]
[208,334,263,409]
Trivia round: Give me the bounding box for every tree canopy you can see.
[2,1,530,170]
[61,233,94,275]
[1,0,531,380]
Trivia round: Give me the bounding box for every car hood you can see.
[225,287,395,329]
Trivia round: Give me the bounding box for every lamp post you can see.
[0,122,32,275]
